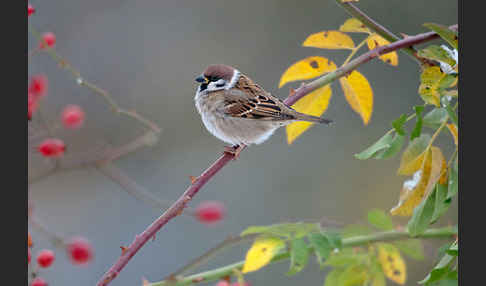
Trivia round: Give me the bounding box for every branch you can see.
[148,227,457,286]
[95,26,456,286]
[284,24,457,106]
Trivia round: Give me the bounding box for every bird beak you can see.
[195,75,208,84]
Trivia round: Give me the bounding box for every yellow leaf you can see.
[377,243,407,285]
[279,57,337,88]
[367,34,398,66]
[418,66,449,107]
[242,236,285,273]
[447,124,458,146]
[391,147,445,216]
[339,70,373,125]
[286,85,332,144]
[339,18,370,33]
[302,30,355,50]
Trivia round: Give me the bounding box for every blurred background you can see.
[28,1,457,285]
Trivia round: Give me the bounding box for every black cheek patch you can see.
[200,83,208,91]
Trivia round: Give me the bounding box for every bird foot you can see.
[223,144,245,160]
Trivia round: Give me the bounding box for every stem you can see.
[96,25,455,286]
[342,36,370,66]
[148,227,456,286]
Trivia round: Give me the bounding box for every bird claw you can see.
[223,145,245,160]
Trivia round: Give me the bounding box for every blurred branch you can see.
[28,24,161,135]
[96,23,457,286]
[96,163,193,215]
[148,227,457,286]
[28,132,156,184]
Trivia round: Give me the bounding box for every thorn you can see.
[189,175,198,184]
[223,275,231,283]
[400,32,411,39]
[289,87,296,97]
[152,234,156,242]
[120,246,128,255]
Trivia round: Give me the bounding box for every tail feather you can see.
[295,113,333,125]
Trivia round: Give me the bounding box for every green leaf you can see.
[393,239,425,260]
[308,233,332,265]
[374,134,405,159]
[407,186,436,236]
[338,264,369,286]
[324,252,364,267]
[241,223,318,239]
[431,183,451,223]
[354,133,394,160]
[439,74,457,89]
[320,228,342,250]
[419,252,456,285]
[367,209,394,230]
[411,106,425,140]
[447,158,458,199]
[423,23,458,49]
[341,224,373,238]
[444,103,458,128]
[324,268,344,286]
[371,271,386,286]
[287,237,310,276]
[446,241,458,256]
[423,108,448,128]
[392,114,408,136]
[417,45,456,67]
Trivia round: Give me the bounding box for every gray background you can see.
[28,1,457,285]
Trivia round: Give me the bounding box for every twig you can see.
[96,163,192,214]
[96,25,454,286]
[28,132,155,184]
[148,227,456,286]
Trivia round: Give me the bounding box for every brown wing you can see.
[220,74,296,121]
[222,88,296,121]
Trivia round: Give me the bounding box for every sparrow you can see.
[194,64,332,157]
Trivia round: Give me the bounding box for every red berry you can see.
[28,93,38,121]
[28,249,31,264]
[29,75,48,98]
[67,237,93,265]
[231,282,251,286]
[37,249,55,268]
[31,277,48,286]
[62,105,85,129]
[195,201,226,224]
[38,139,66,157]
[39,32,56,49]
[216,281,230,286]
[28,4,35,16]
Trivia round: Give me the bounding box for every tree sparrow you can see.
[194,64,332,157]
